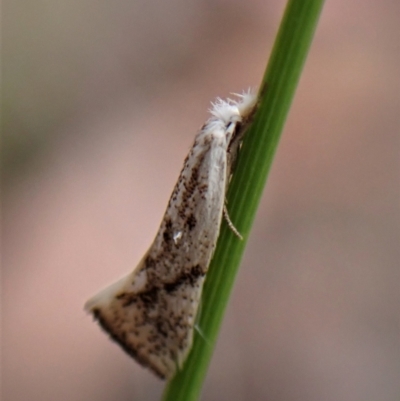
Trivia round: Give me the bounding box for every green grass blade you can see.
[162,1,325,400]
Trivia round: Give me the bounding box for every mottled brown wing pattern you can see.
[85,90,258,379]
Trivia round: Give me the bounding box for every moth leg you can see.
[194,323,210,345]
[192,298,210,344]
[223,203,243,240]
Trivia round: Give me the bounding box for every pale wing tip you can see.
[84,257,150,311]
[84,273,133,313]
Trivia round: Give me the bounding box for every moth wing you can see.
[85,247,209,379]
[85,122,231,380]
[85,253,177,379]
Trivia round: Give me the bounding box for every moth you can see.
[85,90,258,379]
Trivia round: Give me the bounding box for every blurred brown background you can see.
[3,1,399,400]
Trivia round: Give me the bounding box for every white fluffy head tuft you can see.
[209,89,257,125]
[233,88,258,117]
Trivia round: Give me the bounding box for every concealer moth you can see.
[85,90,258,379]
